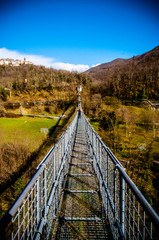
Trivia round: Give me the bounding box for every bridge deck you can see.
[54,117,112,239]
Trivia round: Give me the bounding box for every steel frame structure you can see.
[1,107,159,239]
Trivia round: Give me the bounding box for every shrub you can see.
[99,110,117,131]
[0,143,30,184]
[0,88,7,101]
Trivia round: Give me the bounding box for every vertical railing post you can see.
[143,211,145,240]
[27,197,29,237]
[85,117,87,135]
[31,190,33,239]
[18,207,20,240]
[120,175,125,236]
[60,142,62,165]
[106,150,108,218]
[99,141,101,169]
[90,126,92,154]
[61,137,64,163]
[53,152,55,182]
[96,134,97,157]
[69,126,71,153]
[99,141,102,191]
[128,189,131,238]
[23,200,25,240]
[43,164,47,235]
[64,133,65,154]
[94,133,97,173]
[137,202,140,240]
[133,195,135,240]
[114,167,116,225]
[11,219,14,240]
[37,177,41,226]
[63,136,64,157]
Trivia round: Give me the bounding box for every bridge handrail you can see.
[132,99,159,106]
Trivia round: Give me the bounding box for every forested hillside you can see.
[0,64,92,102]
[86,46,159,100]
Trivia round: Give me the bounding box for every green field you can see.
[0,116,58,151]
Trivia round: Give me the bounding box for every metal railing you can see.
[83,112,159,240]
[1,107,159,240]
[0,112,78,240]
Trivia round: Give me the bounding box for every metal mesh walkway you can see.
[54,117,112,239]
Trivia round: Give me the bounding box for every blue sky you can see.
[0,0,159,71]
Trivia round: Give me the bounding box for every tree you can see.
[139,109,156,132]
[99,110,117,131]
[0,88,7,101]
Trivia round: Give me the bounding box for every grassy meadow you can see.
[0,116,58,151]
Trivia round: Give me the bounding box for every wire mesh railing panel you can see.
[123,183,154,240]
[11,179,40,240]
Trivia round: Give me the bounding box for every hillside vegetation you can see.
[86,46,159,101]
[0,64,92,102]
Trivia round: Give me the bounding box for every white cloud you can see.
[51,62,89,72]
[92,63,101,68]
[0,48,90,72]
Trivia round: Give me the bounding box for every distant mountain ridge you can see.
[85,46,159,100]
[85,46,159,79]
[86,58,128,74]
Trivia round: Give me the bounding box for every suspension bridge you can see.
[0,94,159,240]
